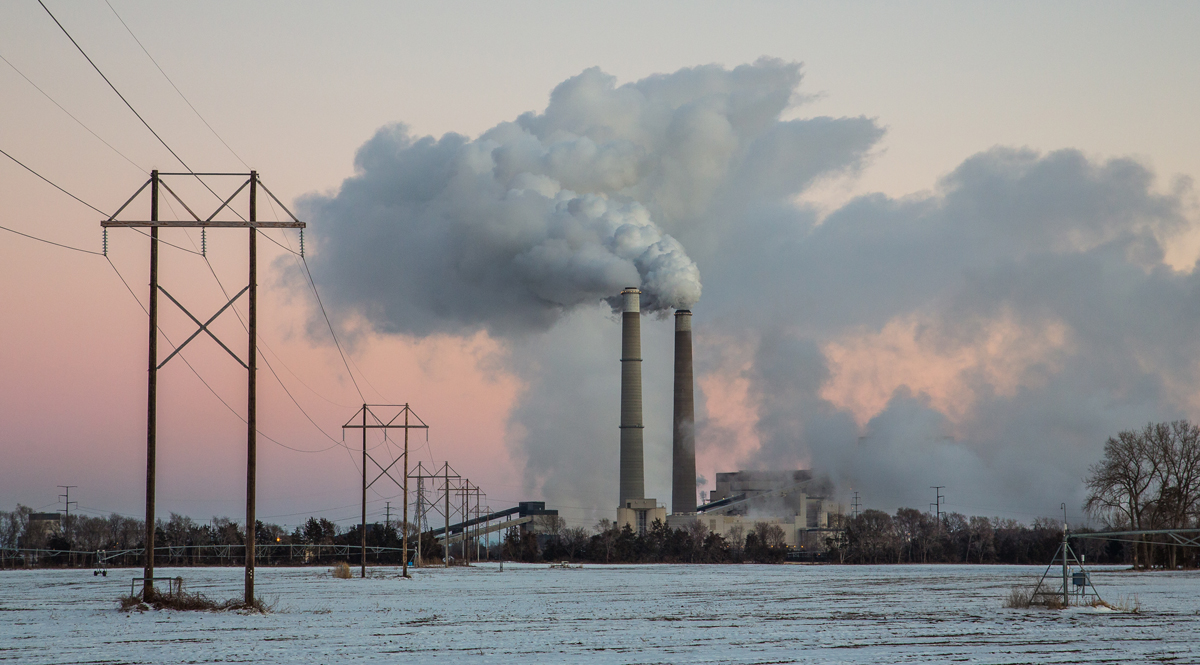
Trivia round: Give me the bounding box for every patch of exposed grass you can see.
[1090,594,1141,613]
[1004,585,1033,609]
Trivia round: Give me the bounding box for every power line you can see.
[38,0,250,232]
[1,223,102,256]
[258,345,349,449]
[0,51,143,172]
[0,146,110,255]
[126,226,203,255]
[39,0,388,476]
[300,256,367,402]
[0,147,108,216]
[103,0,250,170]
[256,229,301,256]
[38,0,192,173]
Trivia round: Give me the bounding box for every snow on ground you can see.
[1,563,1197,664]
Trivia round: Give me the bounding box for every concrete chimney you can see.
[619,287,644,504]
[671,309,696,514]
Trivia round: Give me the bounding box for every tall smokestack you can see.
[619,287,644,504]
[672,309,696,514]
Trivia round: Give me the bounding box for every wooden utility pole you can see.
[144,170,159,599]
[245,171,257,605]
[361,403,367,577]
[461,481,469,564]
[401,408,410,577]
[444,464,450,568]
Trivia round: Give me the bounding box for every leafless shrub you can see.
[1003,585,1033,609]
[332,561,352,579]
[1042,595,1067,610]
[118,594,147,612]
[118,590,272,613]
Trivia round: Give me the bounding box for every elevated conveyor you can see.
[427,501,558,544]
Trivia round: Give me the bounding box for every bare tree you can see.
[967,516,995,564]
[540,514,566,538]
[727,523,745,559]
[1085,425,1160,568]
[593,519,617,563]
[562,527,590,559]
[1161,421,1200,528]
[684,519,709,561]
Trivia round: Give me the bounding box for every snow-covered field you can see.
[2,563,1197,664]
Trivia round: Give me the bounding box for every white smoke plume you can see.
[296,65,776,336]
[297,58,1197,524]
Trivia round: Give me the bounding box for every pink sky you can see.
[3,2,1200,527]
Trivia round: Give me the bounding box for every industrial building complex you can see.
[614,288,841,551]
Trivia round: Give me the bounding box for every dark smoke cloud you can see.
[298,58,1197,523]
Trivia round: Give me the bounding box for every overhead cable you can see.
[103,0,250,170]
[37,0,193,173]
[0,51,143,172]
[301,256,367,402]
[0,147,108,216]
[1,223,102,256]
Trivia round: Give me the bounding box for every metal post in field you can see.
[1061,503,1069,606]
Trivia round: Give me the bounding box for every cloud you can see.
[735,147,1197,517]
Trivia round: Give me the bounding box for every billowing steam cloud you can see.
[298,70,720,336]
[300,58,1199,524]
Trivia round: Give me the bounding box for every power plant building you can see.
[608,288,840,549]
[689,470,842,549]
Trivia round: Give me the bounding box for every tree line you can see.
[6,420,1196,569]
[505,512,1136,566]
[0,505,1159,568]
[833,509,1137,565]
[0,508,423,568]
